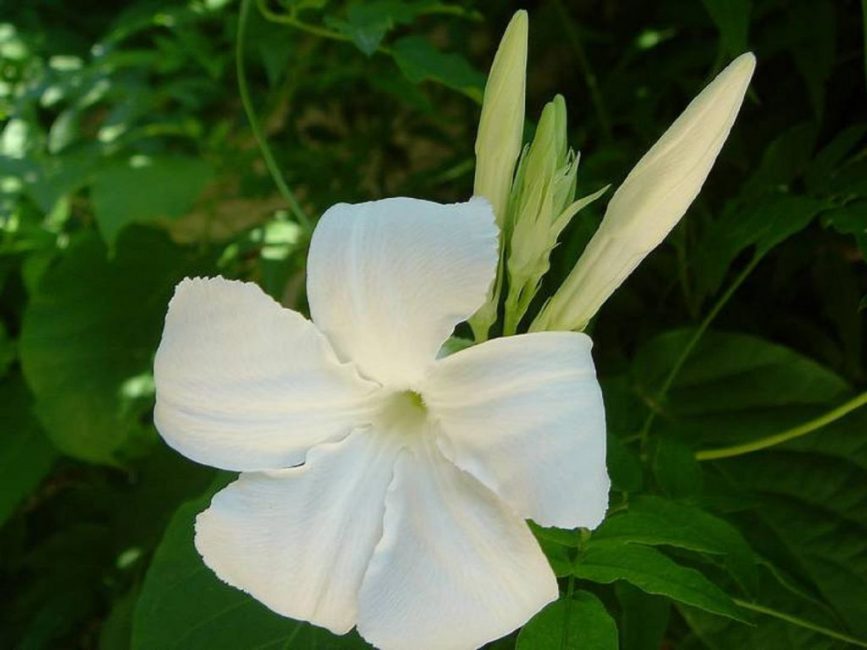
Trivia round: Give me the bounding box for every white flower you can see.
[153,197,609,650]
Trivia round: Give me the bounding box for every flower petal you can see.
[424,332,609,529]
[307,197,498,388]
[357,440,557,650]
[154,277,377,471]
[194,429,400,634]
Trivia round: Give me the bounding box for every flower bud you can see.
[469,10,528,341]
[532,52,756,332]
[473,10,528,229]
[504,95,605,333]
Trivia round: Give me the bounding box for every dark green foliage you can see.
[1,0,866,648]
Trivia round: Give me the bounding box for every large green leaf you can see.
[19,227,208,464]
[592,495,756,592]
[90,156,213,246]
[616,583,670,650]
[680,566,854,649]
[633,329,851,445]
[573,541,747,621]
[0,377,56,526]
[132,481,372,650]
[516,592,618,650]
[714,409,867,640]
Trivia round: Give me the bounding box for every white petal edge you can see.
[306,197,498,389]
[424,332,609,529]
[357,439,558,650]
[194,428,401,634]
[154,277,377,471]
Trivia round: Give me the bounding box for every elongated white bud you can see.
[533,53,756,332]
[469,10,528,341]
[473,10,528,229]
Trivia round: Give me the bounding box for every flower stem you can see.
[695,391,867,461]
[638,254,760,447]
[734,599,867,648]
[237,0,311,232]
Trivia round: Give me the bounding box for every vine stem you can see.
[237,0,312,232]
[638,254,761,447]
[734,599,867,648]
[696,391,867,461]
[560,575,576,650]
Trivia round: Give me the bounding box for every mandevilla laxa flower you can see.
[153,9,755,650]
[154,198,609,649]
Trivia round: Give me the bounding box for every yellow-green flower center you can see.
[376,389,428,435]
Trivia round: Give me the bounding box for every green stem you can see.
[696,391,867,461]
[561,575,576,650]
[734,599,867,648]
[550,0,612,140]
[661,254,760,397]
[639,254,761,445]
[237,0,311,232]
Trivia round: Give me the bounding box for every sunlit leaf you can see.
[90,156,214,247]
[392,35,485,102]
[20,227,208,464]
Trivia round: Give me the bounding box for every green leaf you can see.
[742,123,818,199]
[90,156,213,246]
[328,2,414,56]
[696,193,828,300]
[0,322,15,378]
[805,123,867,193]
[616,582,670,650]
[715,408,867,639]
[573,541,748,621]
[593,495,757,593]
[606,433,643,493]
[633,329,851,444]
[651,436,703,499]
[0,377,56,526]
[99,587,138,650]
[516,592,618,650]
[786,0,835,117]
[535,534,575,577]
[392,35,485,102]
[19,228,208,464]
[701,0,751,57]
[681,566,861,649]
[133,480,372,649]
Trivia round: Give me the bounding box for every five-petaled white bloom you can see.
[154,197,609,650]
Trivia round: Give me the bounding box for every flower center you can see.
[375,389,429,436]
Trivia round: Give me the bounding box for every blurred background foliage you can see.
[1,0,866,648]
